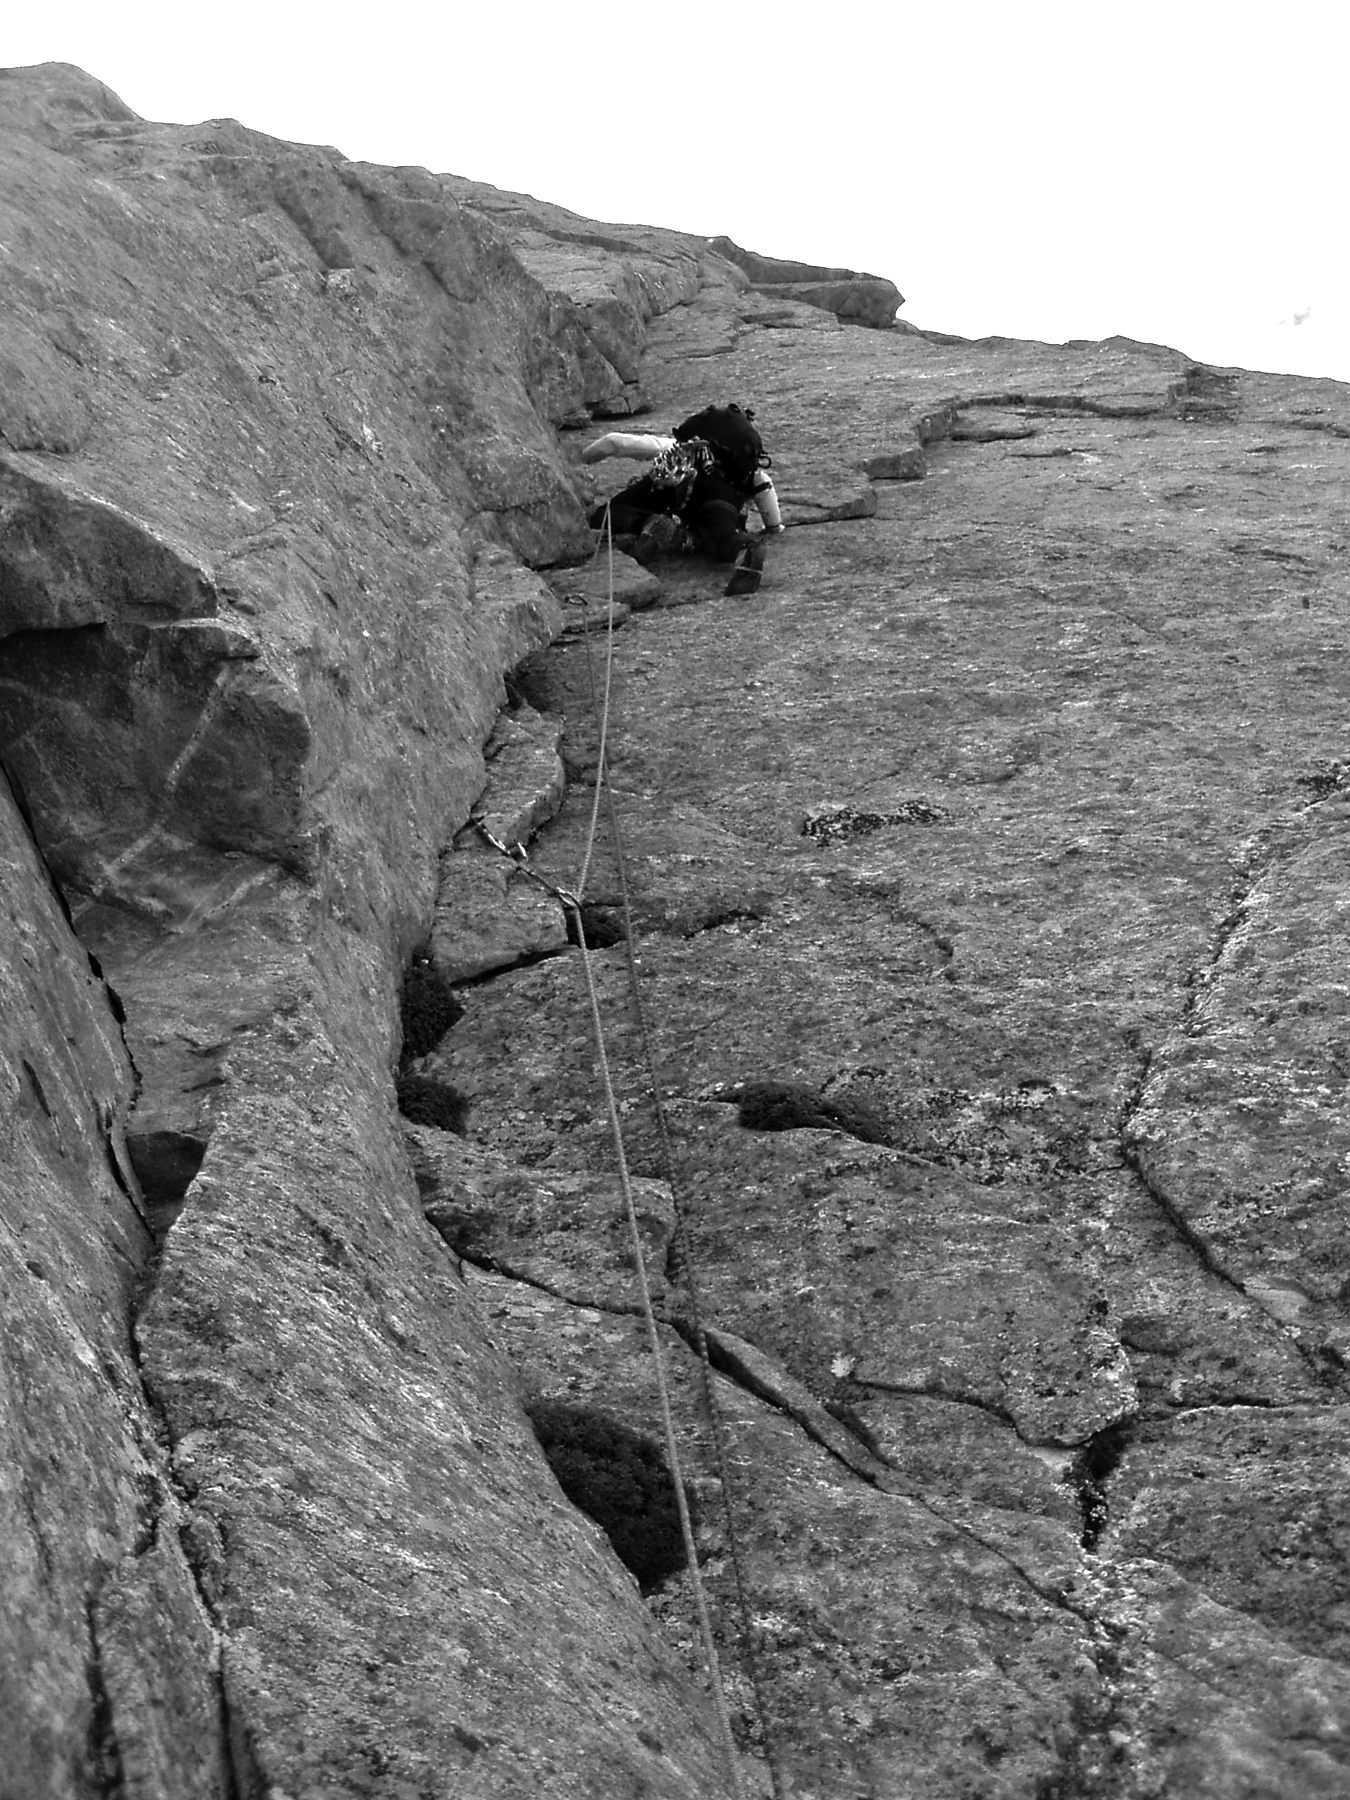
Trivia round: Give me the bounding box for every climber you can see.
[583,403,782,596]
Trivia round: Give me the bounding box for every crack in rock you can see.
[84,1595,128,1800]
[125,1310,259,1800]
[1116,831,1350,1391]
[858,1376,1020,1433]
[1070,1420,1135,1554]
[449,1234,893,1490]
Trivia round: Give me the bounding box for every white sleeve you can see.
[751,477,782,531]
[581,432,677,465]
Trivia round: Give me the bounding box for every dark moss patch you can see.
[1296,758,1350,800]
[526,1400,690,1590]
[399,948,463,1063]
[801,800,951,845]
[395,1074,471,1135]
[733,1079,891,1146]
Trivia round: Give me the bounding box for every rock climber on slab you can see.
[583,403,782,595]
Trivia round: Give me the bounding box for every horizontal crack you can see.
[446,1237,894,1487]
[450,1229,1126,1634]
[965,390,1171,421]
[448,1241,650,1320]
[856,1376,1018,1433]
[1165,1397,1300,1416]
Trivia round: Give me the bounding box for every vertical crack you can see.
[1070,1420,1133,1553]
[1116,1051,1247,1299]
[2,759,155,1242]
[1118,1036,1347,1396]
[217,1648,265,1800]
[1113,1025,1240,1294]
[84,1594,127,1800]
[126,1314,262,1800]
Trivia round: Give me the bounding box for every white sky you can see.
[6,2,1349,381]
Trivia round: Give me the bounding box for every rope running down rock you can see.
[576,507,788,1800]
[573,509,787,1800]
[567,507,746,1798]
[476,509,785,1798]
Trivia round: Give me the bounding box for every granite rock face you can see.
[708,235,904,329]
[0,61,736,1800]
[4,58,1350,1800]
[420,303,1350,1790]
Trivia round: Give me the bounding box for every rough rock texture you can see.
[709,236,904,329]
[4,58,1350,1800]
[419,309,1350,1790]
[0,61,735,1800]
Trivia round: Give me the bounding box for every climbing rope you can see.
[566,503,747,1800]
[567,903,745,1798]
[477,505,786,1797]
[572,507,787,1800]
[588,768,789,1800]
[574,514,618,902]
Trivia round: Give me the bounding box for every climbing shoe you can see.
[724,538,766,597]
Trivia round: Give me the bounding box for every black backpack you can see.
[672,403,769,492]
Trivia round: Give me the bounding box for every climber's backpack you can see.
[672,403,769,492]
